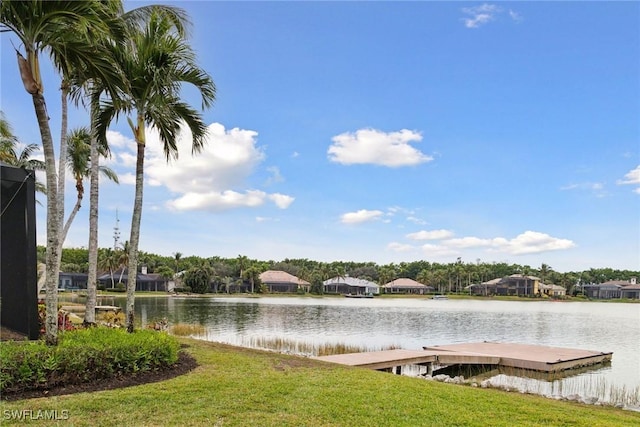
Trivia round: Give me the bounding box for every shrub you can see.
[0,328,180,394]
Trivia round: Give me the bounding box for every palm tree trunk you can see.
[126,120,145,332]
[56,85,68,254]
[33,93,59,346]
[85,130,100,325]
[60,196,82,246]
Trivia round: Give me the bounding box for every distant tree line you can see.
[46,246,639,295]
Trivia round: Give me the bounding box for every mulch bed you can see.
[1,347,198,402]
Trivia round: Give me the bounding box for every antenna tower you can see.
[113,209,121,250]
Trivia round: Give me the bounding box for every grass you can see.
[1,338,638,426]
[170,323,206,337]
[239,335,400,356]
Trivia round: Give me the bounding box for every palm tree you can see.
[59,127,119,249]
[117,240,130,285]
[82,3,185,327]
[97,9,215,332]
[98,248,118,289]
[0,112,47,193]
[173,252,183,274]
[0,111,18,162]
[1,0,125,345]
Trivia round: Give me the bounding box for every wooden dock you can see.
[315,342,612,374]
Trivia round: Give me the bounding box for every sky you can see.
[1,1,639,273]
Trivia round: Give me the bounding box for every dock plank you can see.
[316,342,611,373]
[424,342,612,372]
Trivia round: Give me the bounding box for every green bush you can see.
[0,328,180,394]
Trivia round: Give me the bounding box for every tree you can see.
[184,265,212,294]
[117,241,130,285]
[0,112,46,193]
[96,8,215,332]
[243,265,262,294]
[173,252,183,274]
[539,263,552,284]
[59,127,119,249]
[1,0,124,345]
[236,255,249,279]
[98,248,118,289]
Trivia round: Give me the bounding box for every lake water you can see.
[107,295,640,405]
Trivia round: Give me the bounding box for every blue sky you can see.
[1,1,638,272]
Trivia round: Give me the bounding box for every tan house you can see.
[259,270,310,293]
[539,283,567,297]
[469,275,542,296]
[382,278,434,294]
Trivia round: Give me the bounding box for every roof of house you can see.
[259,270,310,285]
[382,278,431,288]
[323,276,379,287]
[97,268,166,282]
[539,283,565,291]
[601,280,636,286]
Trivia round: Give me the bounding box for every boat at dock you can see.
[344,293,374,298]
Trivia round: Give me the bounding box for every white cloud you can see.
[406,229,454,240]
[146,122,264,192]
[268,193,295,209]
[328,128,432,167]
[118,152,137,168]
[118,173,136,185]
[387,242,415,253]
[617,165,640,194]
[442,231,575,255]
[106,130,136,150]
[461,4,521,28]
[396,228,575,257]
[461,4,500,28]
[107,122,295,212]
[341,209,384,224]
[444,236,493,248]
[167,189,266,211]
[494,231,575,255]
[421,243,458,257]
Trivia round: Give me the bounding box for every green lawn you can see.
[1,338,638,426]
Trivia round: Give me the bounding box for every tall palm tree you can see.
[82,3,187,326]
[97,9,215,332]
[1,0,125,345]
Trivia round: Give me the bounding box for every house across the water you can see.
[381,278,434,295]
[323,276,380,296]
[259,270,310,293]
[582,278,639,300]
